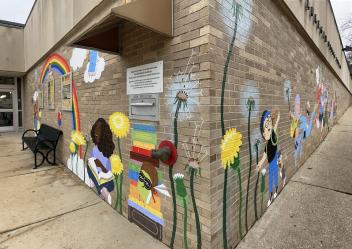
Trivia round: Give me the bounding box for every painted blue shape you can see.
[132,123,156,132]
[128,199,164,225]
[88,51,98,73]
[128,170,139,181]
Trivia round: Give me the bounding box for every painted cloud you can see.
[70,48,88,71]
[84,51,106,83]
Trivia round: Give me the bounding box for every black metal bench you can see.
[22,124,63,169]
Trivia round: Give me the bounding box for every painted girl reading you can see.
[87,118,115,205]
[257,110,280,207]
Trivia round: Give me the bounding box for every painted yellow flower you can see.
[110,154,123,175]
[109,112,130,138]
[290,117,299,138]
[71,130,86,146]
[69,142,76,154]
[221,128,242,169]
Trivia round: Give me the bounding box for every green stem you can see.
[114,175,119,210]
[170,102,181,249]
[254,144,259,220]
[83,140,90,183]
[222,168,228,249]
[220,6,240,248]
[119,173,123,214]
[245,106,252,232]
[236,166,243,239]
[190,168,201,249]
[254,172,259,220]
[117,137,122,161]
[116,137,123,214]
[183,198,189,249]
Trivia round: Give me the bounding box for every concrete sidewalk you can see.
[0,133,167,249]
[237,107,352,249]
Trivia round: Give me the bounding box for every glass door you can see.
[0,90,15,132]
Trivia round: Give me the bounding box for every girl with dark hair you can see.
[87,118,115,204]
[257,110,280,207]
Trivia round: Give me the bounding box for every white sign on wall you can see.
[127,61,163,95]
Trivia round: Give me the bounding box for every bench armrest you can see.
[22,129,39,139]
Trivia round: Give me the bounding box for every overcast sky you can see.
[331,0,352,46]
[0,0,35,24]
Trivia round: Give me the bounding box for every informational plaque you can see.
[127,61,163,95]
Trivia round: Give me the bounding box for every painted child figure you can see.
[87,118,115,205]
[257,110,280,207]
[290,95,316,166]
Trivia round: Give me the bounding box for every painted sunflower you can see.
[221,128,242,169]
[69,141,76,154]
[109,112,130,138]
[290,117,299,138]
[110,154,123,175]
[71,130,86,146]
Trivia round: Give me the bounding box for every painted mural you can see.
[69,48,106,83]
[109,112,130,213]
[220,1,243,247]
[257,110,283,207]
[165,49,204,248]
[289,95,316,166]
[181,120,207,249]
[128,123,169,241]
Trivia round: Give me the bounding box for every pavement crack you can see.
[0,201,101,236]
[291,179,352,196]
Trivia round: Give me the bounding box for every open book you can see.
[88,157,114,186]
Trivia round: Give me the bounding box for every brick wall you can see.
[208,0,352,248]
[23,1,212,249]
[22,0,352,248]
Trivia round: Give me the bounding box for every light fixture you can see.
[0,95,6,99]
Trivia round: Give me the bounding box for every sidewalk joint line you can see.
[0,201,101,236]
[291,179,352,196]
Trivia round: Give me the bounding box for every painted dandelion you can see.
[220,1,242,247]
[182,120,208,249]
[174,173,189,249]
[245,97,255,233]
[221,128,243,238]
[166,50,203,248]
[70,130,86,174]
[165,50,203,121]
[109,112,130,214]
[110,154,124,211]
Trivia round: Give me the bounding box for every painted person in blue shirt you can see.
[257,110,280,207]
[87,118,115,205]
[290,95,316,166]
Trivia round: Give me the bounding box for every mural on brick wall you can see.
[256,110,284,207]
[109,112,130,213]
[87,118,116,205]
[128,123,170,241]
[85,112,130,208]
[219,1,244,247]
[181,120,207,249]
[289,95,316,166]
[32,89,40,130]
[69,48,106,83]
[315,82,329,136]
[165,49,204,248]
